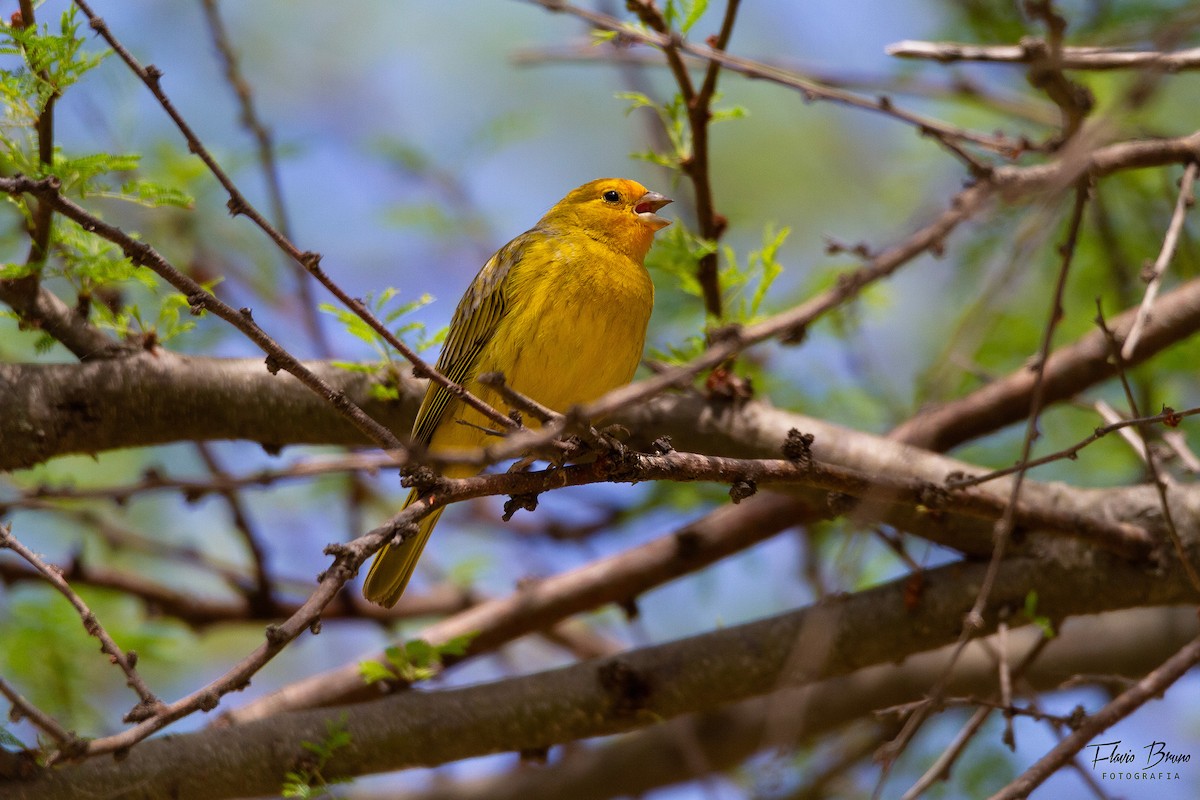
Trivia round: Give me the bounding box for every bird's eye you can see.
[603,190,621,203]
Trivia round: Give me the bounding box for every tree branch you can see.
[0,354,415,470]
[989,632,1200,800]
[887,40,1200,71]
[6,558,1197,799]
[373,606,1197,800]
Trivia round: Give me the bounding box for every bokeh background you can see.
[3,1,1200,797]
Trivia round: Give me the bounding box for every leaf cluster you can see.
[648,223,788,365]
[281,718,352,799]
[358,633,476,685]
[0,8,195,351]
[323,288,446,399]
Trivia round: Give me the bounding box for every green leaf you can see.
[664,0,708,34]
[711,104,748,123]
[615,90,657,114]
[0,724,26,750]
[1023,590,1057,639]
[680,0,709,33]
[358,659,397,686]
[280,717,351,798]
[359,632,480,685]
[321,289,437,365]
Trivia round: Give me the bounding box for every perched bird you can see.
[363,178,672,607]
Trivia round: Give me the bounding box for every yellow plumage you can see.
[363,178,672,607]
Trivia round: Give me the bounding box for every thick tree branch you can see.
[5,133,1200,470]
[891,269,1200,450]
[0,354,415,470]
[362,606,1200,800]
[0,174,405,452]
[6,557,1197,799]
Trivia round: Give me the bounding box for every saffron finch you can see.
[363,178,672,607]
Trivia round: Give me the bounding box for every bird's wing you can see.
[410,232,533,447]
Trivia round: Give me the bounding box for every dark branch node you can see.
[122,698,161,724]
[399,465,439,494]
[196,690,221,712]
[387,522,420,549]
[322,542,353,560]
[779,322,807,346]
[300,251,322,271]
[519,745,551,764]
[917,482,950,512]
[729,478,757,504]
[617,595,640,621]
[674,528,704,560]
[597,658,652,716]
[782,429,815,466]
[263,624,288,646]
[225,196,248,217]
[503,493,539,521]
[827,492,857,516]
[704,365,753,403]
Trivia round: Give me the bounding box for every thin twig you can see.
[0,555,474,627]
[1122,161,1198,359]
[1022,3,1094,144]
[0,173,404,453]
[8,451,401,508]
[532,0,1026,155]
[898,634,1052,800]
[877,180,1091,778]
[16,0,54,268]
[195,443,277,612]
[198,0,330,356]
[887,40,1200,71]
[1092,399,1149,463]
[0,0,122,361]
[0,523,165,736]
[626,0,740,318]
[74,0,517,438]
[0,675,76,749]
[988,635,1200,800]
[971,179,1090,670]
[41,489,444,760]
[1095,304,1200,592]
[944,404,1200,489]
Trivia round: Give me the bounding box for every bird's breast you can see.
[483,239,653,415]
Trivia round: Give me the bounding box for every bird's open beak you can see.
[635,191,672,231]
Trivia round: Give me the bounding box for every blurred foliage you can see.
[0,586,187,730]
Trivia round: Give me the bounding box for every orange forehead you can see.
[567,178,649,203]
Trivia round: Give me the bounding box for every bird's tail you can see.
[362,487,446,608]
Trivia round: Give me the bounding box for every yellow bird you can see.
[363,178,672,607]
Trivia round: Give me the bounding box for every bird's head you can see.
[540,178,673,262]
